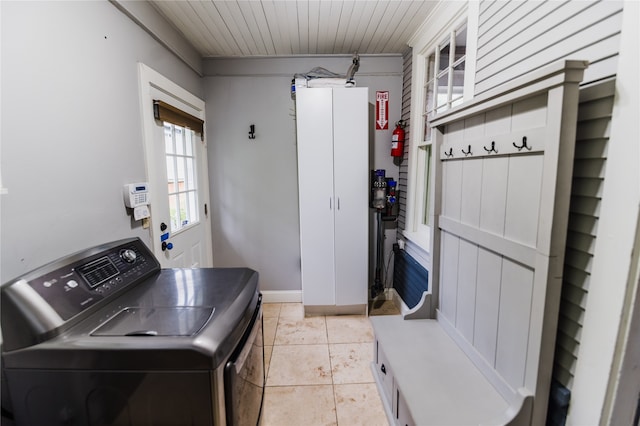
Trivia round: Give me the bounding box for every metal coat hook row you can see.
[248,124,256,140]
[462,145,473,156]
[484,141,498,154]
[444,148,453,158]
[513,136,531,151]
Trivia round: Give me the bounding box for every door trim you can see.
[137,63,213,266]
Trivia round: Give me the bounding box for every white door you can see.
[332,88,368,306]
[296,88,336,306]
[139,64,213,268]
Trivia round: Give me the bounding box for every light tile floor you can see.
[261,303,389,426]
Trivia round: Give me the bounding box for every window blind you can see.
[153,100,204,139]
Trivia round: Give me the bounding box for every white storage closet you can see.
[295,87,369,315]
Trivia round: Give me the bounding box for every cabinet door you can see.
[296,88,336,306]
[333,88,369,306]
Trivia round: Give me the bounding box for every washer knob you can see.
[121,249,137,263]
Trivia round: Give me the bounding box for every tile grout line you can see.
[325,315,340,426]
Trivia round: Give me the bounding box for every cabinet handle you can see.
[329,198,332,210]
[337,197,340,210]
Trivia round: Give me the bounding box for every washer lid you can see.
[91,306,214,337]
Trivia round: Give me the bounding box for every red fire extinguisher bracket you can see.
[391,120,406,157]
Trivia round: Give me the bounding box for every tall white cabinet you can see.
[295,87,369,315]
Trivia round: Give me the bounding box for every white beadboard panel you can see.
[160,1,218,55]
[440,231,460,322]
[473,247,503,365]
[442,160,463,221]
[503,154,544,247]
[369,2,408,54]
[215,1,258,55]
[388,1,438,53]
[295,1,310,53]
[456,239,479,342]
[463,112,486,140]
[479,156,508,236]
[475,1,623,94]
[460,159,483,228]
[245,2,277,55]
[495,258,534,390]
[484,104,512,137]
[510,94,547,131]
[150,1,438,57]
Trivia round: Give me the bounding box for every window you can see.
[164,123,199,232]
[419,23,467,225]
[405,11,473,253]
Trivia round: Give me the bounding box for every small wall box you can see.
[123,183,150,208]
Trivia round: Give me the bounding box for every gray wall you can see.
[204,56,403,292]
[0,1,203,283]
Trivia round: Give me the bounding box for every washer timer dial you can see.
[120,249,137,264]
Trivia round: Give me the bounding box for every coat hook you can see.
[248,124,256,140]
[462,145,472,156]
[513,136,531,151]
[444,147,453,158]
[484,141,498,154]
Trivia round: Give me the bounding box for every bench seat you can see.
[371,316,530,425]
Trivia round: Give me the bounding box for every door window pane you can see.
[164,122,199,233]
[175,126,185,155]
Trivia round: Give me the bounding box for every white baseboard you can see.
[261,290,302,304]
[389,288,411,314]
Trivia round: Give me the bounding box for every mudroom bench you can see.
[371,316,531,425]
[370,60,588,426]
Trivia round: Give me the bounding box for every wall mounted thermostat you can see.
[123,183,150,208]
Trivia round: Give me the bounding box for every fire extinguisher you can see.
[391,120,405,157]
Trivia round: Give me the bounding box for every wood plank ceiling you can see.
[148,1,438,57]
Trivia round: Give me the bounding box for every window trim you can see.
[403,2,477,255]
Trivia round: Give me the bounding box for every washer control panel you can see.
[19,238,160,321]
